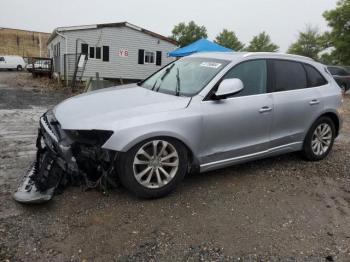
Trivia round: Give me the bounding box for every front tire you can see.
[17,65,23,71]
[117,138,188,198]
[302,117,335,161]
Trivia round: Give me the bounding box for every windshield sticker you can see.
[200,62,222,69]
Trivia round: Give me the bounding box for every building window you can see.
[103,46,109,62]
[81,44,88,56]
[144,51,155,64]
[96,47,101,59]
[89,47,95,59]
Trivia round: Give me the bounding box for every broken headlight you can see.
[66,130,113,147]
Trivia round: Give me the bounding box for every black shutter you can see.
[156,51,162,66]
[138,49,144,64]
[103,46,109,62]
[81,44,88,55]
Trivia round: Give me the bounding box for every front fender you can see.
[102,111,203,156]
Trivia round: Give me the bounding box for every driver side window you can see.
[223,60,267,97]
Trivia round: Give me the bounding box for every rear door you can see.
[268,60,326,148]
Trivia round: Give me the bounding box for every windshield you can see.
[140,57,230,96]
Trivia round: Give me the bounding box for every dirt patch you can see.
[1,72,350,261]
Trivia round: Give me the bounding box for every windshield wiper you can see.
[175,67,181,96]
[153,63,176,92]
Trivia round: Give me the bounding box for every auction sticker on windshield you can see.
[200,62,222,69]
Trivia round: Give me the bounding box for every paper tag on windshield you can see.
[200,62,222,69]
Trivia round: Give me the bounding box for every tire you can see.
[302,116,335,161]
[17,65,22,71]
[340,84,347,93]
[117,137,188,198]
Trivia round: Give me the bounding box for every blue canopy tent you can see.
[168,39,232,57]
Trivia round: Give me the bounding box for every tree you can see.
[245,32,279,52]
[215,29,244,51]
[288,26,324,60]
[170,21,208,47]
[323,0,350,65]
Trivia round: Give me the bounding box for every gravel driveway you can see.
[1,71,350,261]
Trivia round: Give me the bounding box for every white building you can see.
[47,22,177,83]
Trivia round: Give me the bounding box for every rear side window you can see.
[0,57,4,62]
[304,64,327,87]
[223,59,267,97]
[271,60,307,92]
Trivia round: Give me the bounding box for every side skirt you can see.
[200,142,303,172]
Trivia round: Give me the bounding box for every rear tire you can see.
[302,117,335,161]
[117,137,188,198]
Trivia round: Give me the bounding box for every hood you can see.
[53,85,191,130]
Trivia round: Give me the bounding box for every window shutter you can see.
[138,49,144,64]
[156,51,162,66]
[103,46,109,62]
[81,44,88,55]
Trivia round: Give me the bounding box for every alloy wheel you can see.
[133,140,179,189]
[311,123,333,156]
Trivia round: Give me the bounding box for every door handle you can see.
[259,106,272,113]
[309,99,320,105]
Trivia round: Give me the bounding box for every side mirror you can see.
[214,78,244,99]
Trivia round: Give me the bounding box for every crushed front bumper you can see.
[13,112,116,204]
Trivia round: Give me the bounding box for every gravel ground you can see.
[0,71,350,261]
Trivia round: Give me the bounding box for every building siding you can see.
[48,26,177,80]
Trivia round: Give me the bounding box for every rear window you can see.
[271,60,307,92]
[304,64,328,87]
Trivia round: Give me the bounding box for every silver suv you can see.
[14,52,343,203]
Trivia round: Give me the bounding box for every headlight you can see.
[66,130,113,146]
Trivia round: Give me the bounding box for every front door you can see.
[200,59,273,169]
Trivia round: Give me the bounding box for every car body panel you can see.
[199,93,273,164]
[53,85,191,130]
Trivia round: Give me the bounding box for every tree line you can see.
[170,0,350,65]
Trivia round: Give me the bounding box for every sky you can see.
[0,0,338,51]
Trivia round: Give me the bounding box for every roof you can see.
[190,52,315,63]
[168,39,232,57]
[47,22,177,45]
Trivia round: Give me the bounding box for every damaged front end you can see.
[13,111,117,204]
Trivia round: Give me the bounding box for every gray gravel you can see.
[1,71,350,261]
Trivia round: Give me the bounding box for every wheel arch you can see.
[305,111,340,140]
[104,131,200,170]
[320,112,340,137]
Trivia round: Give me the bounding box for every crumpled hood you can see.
[53,85,191,130]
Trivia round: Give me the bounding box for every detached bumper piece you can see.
[13,112,116,204]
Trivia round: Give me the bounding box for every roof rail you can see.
[243,52,314,61]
